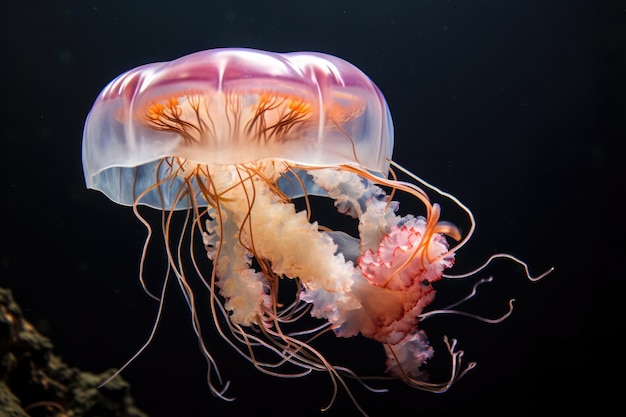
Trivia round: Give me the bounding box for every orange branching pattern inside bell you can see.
[142,89,365,145]
[146,97,183,127]
[246,91,314,143]
[144,93,212,144]
[326,90,367,124]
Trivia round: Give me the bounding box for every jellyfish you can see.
[82,48,553,415]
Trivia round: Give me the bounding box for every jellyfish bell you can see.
[82,48,553,415]
[83,48,393,208]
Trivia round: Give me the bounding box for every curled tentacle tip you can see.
[436,221,462,241]
[530,266,555,282]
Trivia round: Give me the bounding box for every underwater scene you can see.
[1,1,620,416]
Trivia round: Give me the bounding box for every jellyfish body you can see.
[83,48,551,414]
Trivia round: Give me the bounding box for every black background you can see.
[1,1,622,416]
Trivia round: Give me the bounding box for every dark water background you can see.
[1,1,621,416]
